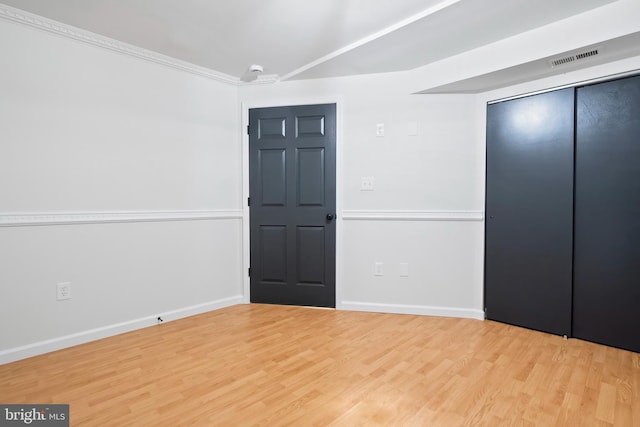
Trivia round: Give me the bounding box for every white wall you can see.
[3,0,640,364]
[239,73,486,319]
[0,18,243,363]
[238,0,640,321]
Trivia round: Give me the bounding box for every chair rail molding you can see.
[341,210,484,221]
[0,210,243,227]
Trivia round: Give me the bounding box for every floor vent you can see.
[549,48,600,68]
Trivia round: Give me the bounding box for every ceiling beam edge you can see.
[280,0,463,81]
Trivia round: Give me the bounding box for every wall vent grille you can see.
[549,48,600,68]
[576,49,599,60]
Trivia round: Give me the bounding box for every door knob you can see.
[326,214,335,221]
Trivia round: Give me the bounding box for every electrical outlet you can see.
[374,262,384,276]
[56,282,71,301]
[361,176,374,191]
[376,123,385,137]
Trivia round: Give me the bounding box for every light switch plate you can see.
[408,121,418,136]
[374,262,384,276]
[376,123,385,137]
[399,262,410,277]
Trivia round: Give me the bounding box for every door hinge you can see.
[247,197,251,206]
[247,125,250,135]
[248,267,252,277]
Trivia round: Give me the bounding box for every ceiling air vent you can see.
[575,49,599,60]
[549,48,600,68]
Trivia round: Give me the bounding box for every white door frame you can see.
[241,96,344,308]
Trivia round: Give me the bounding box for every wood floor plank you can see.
[1,304,639,426]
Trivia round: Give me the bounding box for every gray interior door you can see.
[485,88,574,336]
[249,104,336,308]
[573,76,640,353]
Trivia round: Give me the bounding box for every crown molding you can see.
[0,4,242,86]
[341,210,484,221]
[0,210,243,227]
[248,74,281,85]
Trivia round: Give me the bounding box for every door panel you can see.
[250,104,336,307]
[259,226,287,283]
[296,226,325,285]
[485,88,574,336]
[573,76,640,353]
[297,148,325,206]
[259,117,286,138]
[259,149,286,206]
[296,115,325,137]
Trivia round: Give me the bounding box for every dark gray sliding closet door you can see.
[485,88,574,336]
[573,75,640,353]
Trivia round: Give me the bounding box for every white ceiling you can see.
[0,0,621,82]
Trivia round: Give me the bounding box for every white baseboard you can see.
[0,296,243,365]
[339,301,484,320]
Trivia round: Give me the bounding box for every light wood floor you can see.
[1,304,638,426]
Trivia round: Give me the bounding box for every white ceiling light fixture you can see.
[240,64,279,85]
[240,64,264,83]
[249,64,263,74]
